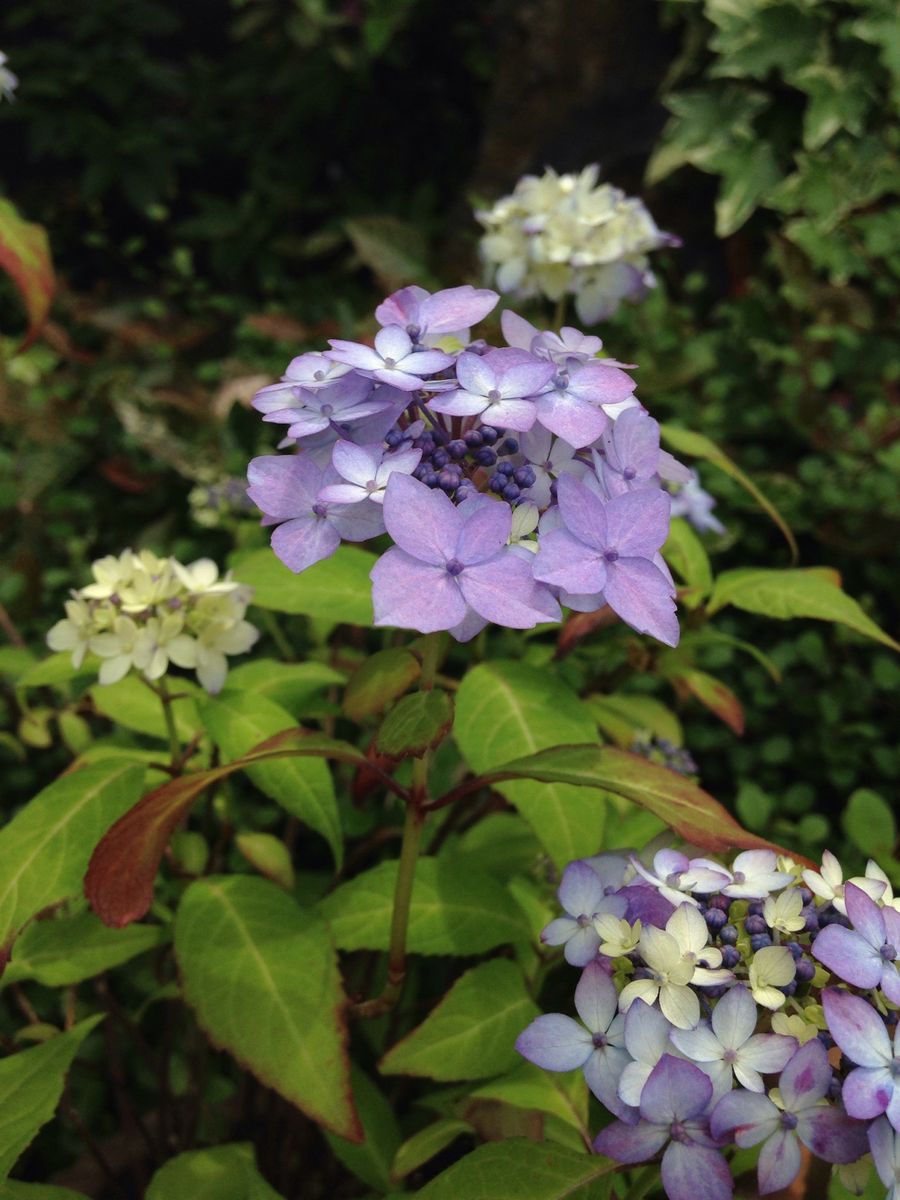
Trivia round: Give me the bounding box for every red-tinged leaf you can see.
[555,604,618,658]
[443,744,808,862]
[0,197,55,350]
[670,668,745,735]
[86,728,394,927]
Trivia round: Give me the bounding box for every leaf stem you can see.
[156,677,181,769]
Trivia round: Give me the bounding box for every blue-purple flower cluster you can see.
[247,286,691,645]
[518,845,900,1198]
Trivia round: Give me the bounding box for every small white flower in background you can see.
[46,550,258,694]
[594,915,641,958]
[763,889,806,935]
[714,849,795,900]
[476,164,677,323]
[771,1012,820,1045]
[749,945,796,1010]
[0,51,18,102]
[801,849,886,915]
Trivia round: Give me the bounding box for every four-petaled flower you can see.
[326,326,453,392]
[748,946,796,1011]
[710,850,794,901]
[802,850,886,916]
[375,284,498,345]
[540,860,627,966]
[532,359,637,448]
[629,849,729,909]
[813,881,900,1003]
[318,441,421,506]
[427,347,554,431]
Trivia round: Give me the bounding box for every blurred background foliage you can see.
[1,0,898,856]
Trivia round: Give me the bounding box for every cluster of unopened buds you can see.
[247,283,693,646]
[46,550,259,693]
[518,846,900,1199]
[476,165,679,323]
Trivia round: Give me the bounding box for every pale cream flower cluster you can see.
[46,550,258,693]
[476,165,676,323]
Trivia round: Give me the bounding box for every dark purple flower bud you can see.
[497,461,514,477]
[721,945,741,969]
[747,901,765,918]
[413,464,430,481]
[475,447,497,467]
[432,449,450,469]
[514,466,537,488]
[750,933,773,951]
[501,437,519,454]
[799,887,813,905]
[720,924,738,946]
[480,426,499,445]
[708,895,731,912]
[447,439,468,459]
[705,908,727,933]
[802,907,819,933]
[502,483,521,502]
[385,429,404,448]
[488,473,505,493]
[795,958,816,983]
[745,915,767,935]
[780,980,797,996]
[816,1031,833,1050]
[421,471,439,488]
[786,941,803,960]
[438,470,459,493]
[463,429,484,449]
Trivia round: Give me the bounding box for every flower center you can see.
[487,389,502,403]
[722,1049,738,1065]
[365,479,379,492]
[592,1031,608,1049]
[623,466,636,480]
[881,943,897,961]
[383,357,396,369]
[321,403,334,416]
[604,549,619,563]
[780,1112,798,1131]
[445,559,465,577]
[312,503,328,518]
[669,1121,691,1145]
[313,370,325,381]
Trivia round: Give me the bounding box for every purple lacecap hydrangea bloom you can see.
[540,860,627,966]
[813,882,900,1004]
[246,284,685,644]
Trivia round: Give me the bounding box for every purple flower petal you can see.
[270,516,341,573]
[427,389,492,418]
[640,1055,712,1125]
[661,1141,734,1200]
[541,917,579,947]
[584,1043,636,1123]
[325,338,382,372]
[247,454,319,519]
[418,284,499,334]
[868,1116,899,1188]
[778,1039,831,1110]
[593,1118,668,1164]
[737,1035,798,1082]
[515,1013,592,1072]
[374,285,429,330]
[563,925,601,966]
[574,960,618,1034]
[460,552,560,629]
[624,999,673,1064]
[382,473,461,565]
[671,1023,723,1063]
[844,881,887,948]
[558,862,608,918]
[604,557,680,647]
[370,549,467,632]
[374,325,413,362]
[797,1105,870,1164]
[757,1128,802,1195]
[556,474,607,550]
[841,1064,893,1119]
[813,925,883,989]
[532,528,607,595]
[453,498,512,565]
[711,1088,780,1147]
[536,389,609,448]
[822,987,892,1067]
[710,985,756,1051]
[605,489,671,559]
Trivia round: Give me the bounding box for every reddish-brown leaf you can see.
[0,198,55,350]
[671,668,745,735]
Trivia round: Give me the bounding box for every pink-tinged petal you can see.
[568,362,637,404]
[584,1045,637,1123]
[640,1056,712,1125]
[867,1117,898,1187]
[556,474,608,550]
[419,284,499,334]
[604,558,680,647]
[372,366,427,391]
[455,350,496,396]
[609,408,660,477]
[710,985,756,1050]
[401,348,454,374]
[778,1039,831,1110]
[593,1118,668,1164]
[883,908,900,947]
[540,916,578,947]
[671,1023,724,1063]
[370,549,467,633]
[427,389,490,417]
[844,881,887,948]
[532,528,607,594]
[382,473,461,565]
[501,309,541,351]
[247,454,320,518]
[317,483,369,505]
[758,1129,802,1195]
[454,498,512,565]
[285,411,331,437]
[327,500,386,543]
[841,1065,893,1119]
[483,398,538,431]
[374,284,429,329]
[605,489,671,558]
[515,1013,592,1072]
[797,1106,870,1164]
[822,988,892,1067]
[374,325,413,362]
[625,1000,674,1064]
[739,1034,798,1078]
[711,1089,780,1146]
[536,391,608,448]
[331,440,381,486]
[574,960,619,1033]
[270,516,340,574]
[813,925,882,988]
[564,925,600,966]
[460,552,561,629]
[661,1142,734,1200]
[325,339,382,371]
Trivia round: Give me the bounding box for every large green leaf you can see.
[4,912,164,988]
[0,760,145,955]
[0,198,55,351]
[708,567,899,650]
[375,690,454,759]
[89,675,200,741]
[414,1140,615,1199]
[454,662,607,868]
[232,547,375,625]
[343,647,421,721]
[146,1144,283,1200]
[323,1068,400,1193]
[470,1063,588,1135]
[380,960,538,1081]
[319,857,530,955]
[660,425,797,561]
[174,876,360,1141]
[390,1118,471,1182]
[226,659,344,717]
[663,517,713,606]
[200,691,341,867]
[0,1018,102,1181]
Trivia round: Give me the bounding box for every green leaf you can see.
[174,876,360,1141]
[0,1184,90,1199]
[0,1017,102,1181]
[319,857,530,955]
[323,1067,400,1192]
[470,1063,588,1134]
[466,744,787,857]
[375,690,454,759]
[200,691,341,868]
[454,662,607,868]
[666,668,745,735]
[663,518,713,605]
[233,546,375,625]
[344,215,432,290]
[0,760,145,954]
[226,659,344,717]
[343,648,421,721]
[587,695,683,749]
[843,789,897,859]
[660,425,797,561]
[4,912,165,988]
[89,675,200,742]
[0,198,55,351]
[677,630,782,683]
[413,1140,615,1199]
[707,568,900,651]
[380,960,538,1081]
[16,653,97,690]
[390,1118,471,1181]
[146,1144,284,1200]
[235,833,295,891]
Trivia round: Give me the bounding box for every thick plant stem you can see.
[352,633,443,1020]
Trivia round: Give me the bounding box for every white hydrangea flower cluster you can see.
[0,51,17,102]
[476,165,678,324]
[46,550,259,693]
